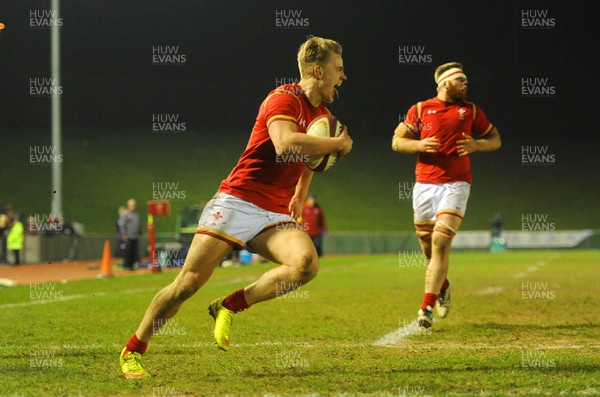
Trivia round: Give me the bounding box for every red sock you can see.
[125,333,148,355]
[421,293,437,310]
[222,288,250,313]
[440,279,450,293]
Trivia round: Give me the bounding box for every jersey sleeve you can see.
[404,103,420,133]
[472,104,494,137]
[262,91,303,128]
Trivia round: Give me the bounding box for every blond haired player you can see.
[119,36,351,377]
[392,62,501,328]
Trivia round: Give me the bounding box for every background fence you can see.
[14,230,600,264]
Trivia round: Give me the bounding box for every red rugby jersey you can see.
[404,97,493,184]
[219,83,330,213]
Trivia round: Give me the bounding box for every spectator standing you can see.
[301,194,327,257]
[7,214,24,265]
[120,199,141,270]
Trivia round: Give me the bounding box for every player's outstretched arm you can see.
[269,120,352,157]
[392,123,440,154]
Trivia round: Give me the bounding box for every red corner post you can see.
[147,200,171,273]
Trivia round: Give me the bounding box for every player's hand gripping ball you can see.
[305,115,344,172]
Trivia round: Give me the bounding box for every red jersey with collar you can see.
[219,83,330,214]
[405,97,493,184]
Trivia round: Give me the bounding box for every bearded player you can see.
[392,62,501,328]
[119,36,351,377]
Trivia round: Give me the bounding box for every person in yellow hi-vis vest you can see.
[7,215,24,265]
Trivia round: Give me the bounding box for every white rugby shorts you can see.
[196,192,298,248]
[413,181,471,222]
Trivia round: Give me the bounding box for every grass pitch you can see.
[1,250,599,396]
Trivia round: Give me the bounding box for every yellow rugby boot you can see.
[119,347,150,378]
[208,298,236,351]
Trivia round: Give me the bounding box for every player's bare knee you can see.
[291,253,319,283]
[432,240,451,257]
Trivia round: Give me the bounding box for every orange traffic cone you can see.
[99,240,114,278]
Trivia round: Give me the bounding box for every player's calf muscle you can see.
[168,268,210,301]
[168,279,198,302]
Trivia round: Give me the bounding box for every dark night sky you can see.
[1,0,598,155]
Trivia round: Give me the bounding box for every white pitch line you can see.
[0,276,259,310]
[0,287,155,309]
[372,319,432,347]
[0,292,106,308]
[477,286,504,295]
[513,260,548,279]
[2,340,594,353]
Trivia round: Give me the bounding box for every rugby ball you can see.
[305,115,344,172]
